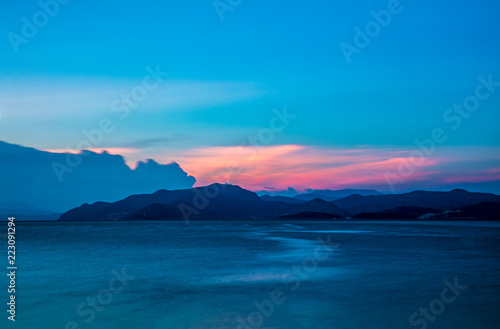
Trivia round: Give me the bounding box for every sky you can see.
[1,0,500,193]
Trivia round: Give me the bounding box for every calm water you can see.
[4,220,500,328]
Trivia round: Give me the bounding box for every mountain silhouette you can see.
[259,195,304,204]
[455,202,500,219]
[353,206,441,220]
[331,189,500,215]
[284,198,348,217]
[59,185,499,221]
[59,184,347,220]
[280,211,342,220]
[295,188,382,201]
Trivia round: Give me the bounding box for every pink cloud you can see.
[157,145,448,191]
[43,144,500,192]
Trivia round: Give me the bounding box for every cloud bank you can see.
[0,141,196,212]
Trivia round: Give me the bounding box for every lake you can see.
[6,220,500,328]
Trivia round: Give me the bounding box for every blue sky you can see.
[1,0,500,192]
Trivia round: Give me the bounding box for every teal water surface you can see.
[3,220,500,329]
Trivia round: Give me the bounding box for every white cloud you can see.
[0,76,265,121]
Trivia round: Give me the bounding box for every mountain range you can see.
[260,188,382,203]
[59,184,500,221]
[2,141,499,221]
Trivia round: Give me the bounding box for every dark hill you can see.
[294,188,381,202]
[285,198,348,217]
[332,189,500,215]
[456,202,500,220]
[260,195,304,204]
[60,184,342,221]
[59,185,500,221]
[353,206,440,220]
[280,211,341,220]
[60,184,271,220]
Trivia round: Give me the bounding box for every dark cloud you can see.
[0,141,196,212]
